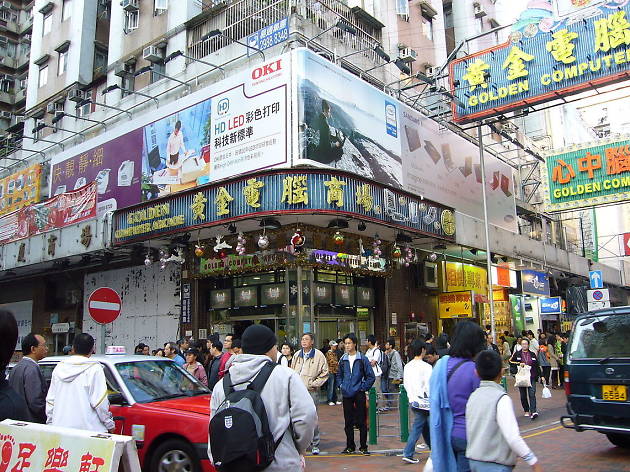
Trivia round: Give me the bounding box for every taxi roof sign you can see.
[106,346,126,355]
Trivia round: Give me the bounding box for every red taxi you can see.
[40,354,214,472]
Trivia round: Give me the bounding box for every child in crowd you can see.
[465,350,542,472]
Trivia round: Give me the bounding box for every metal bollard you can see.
[399,385,409,442]
[501,375,508,392]
[369,387,377,445]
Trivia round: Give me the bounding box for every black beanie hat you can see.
[242,324,277,355]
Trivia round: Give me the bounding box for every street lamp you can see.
[32,122,85,141]
[102,84,159,106]
[75,98,133,119]
[52,111,107,130]
[134,65,191,94]
[360,52,411,78]
[164,50,225,78]
[306,20,358,50]
[200,29,265,61]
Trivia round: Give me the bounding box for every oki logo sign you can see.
[251,59,282,79]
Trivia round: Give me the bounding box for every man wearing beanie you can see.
[208,324,317,471]
[291,332,329,455]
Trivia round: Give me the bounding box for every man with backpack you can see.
[208,324,317,471]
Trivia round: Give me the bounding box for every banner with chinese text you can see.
[450,2,630,123]
[542,137,630,211]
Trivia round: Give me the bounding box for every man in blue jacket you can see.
[336,332,375,455]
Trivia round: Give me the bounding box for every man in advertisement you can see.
[166,120,187,176]
[312,100,346,164]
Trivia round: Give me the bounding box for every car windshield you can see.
[570,313,630,360]
[115,360,209,403]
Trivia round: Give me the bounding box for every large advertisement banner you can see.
[0,182,96,244]
[51,54,290,211]
[543,137,630,211]
[0,164,42,216]
[294,49,517,232]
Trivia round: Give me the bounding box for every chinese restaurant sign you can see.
[450,2,630,123]
[0,164,42,216]
[442,261,488,294]
[543,137,630,211]
[112,169,456,244]
[0,182,97,244]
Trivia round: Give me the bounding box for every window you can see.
[421,17,433,41]
[122,62,135,95]
[124,10,139,32]
[93,48,108,76]
[57,50,67,75]
[154,0,168,14]
[42,12,52,35]
[150,58,165,84]
[62,0,72,21]
[38,65,48,87]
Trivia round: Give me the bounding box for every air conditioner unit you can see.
[473,3,486,18]
[121,0,139,12]
[68,88,84,102]
[10,115,24,127]
[0,111,11,119]
[46,102,63,114]
[398,47,417,62]
[19,79,26,89]
[143,45,163,63]
[426,65,439,76]
[114,64,127,77]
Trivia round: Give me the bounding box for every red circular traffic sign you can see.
[88,287,122,324]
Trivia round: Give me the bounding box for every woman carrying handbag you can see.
[510,338,542,420]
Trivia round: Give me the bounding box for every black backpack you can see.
[209,361,281,471]
[380,349,390,378]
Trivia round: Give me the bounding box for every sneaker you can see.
[402,457,420,464]
[416,443,428,449]
[524,412,530,417]
[359,447,370,455]
[531,412,539,420]
[341,448,355,454]
[312,447,320,455]
[328,402,335,406]
[336,401,342,405]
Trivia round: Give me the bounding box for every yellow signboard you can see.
[0,164,42,215]
[443,262,487,293]
[438,291,474,318]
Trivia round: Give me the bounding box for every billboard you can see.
[543,137,630,211]
[0,164,43,216]
[294,49,517,232]
[51,54,290,213]
[520,269,551,296]
[450,1,630,123]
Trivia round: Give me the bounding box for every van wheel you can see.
[606,433,630,449]
[149,439,199,472]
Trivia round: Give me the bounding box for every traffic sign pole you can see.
[88,287,122,354]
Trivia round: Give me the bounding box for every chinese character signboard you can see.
[450,2,630,123]
[0,164,42,216]
[295,49,518,232]
[520,269,551,296]
[442,261,488,294]
[247,17,289,55]
[438,291,474,318]
[543,137,630,211]
[50,54,290,212]
[112,169,456,245]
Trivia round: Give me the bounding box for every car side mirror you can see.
[108,392,127,405]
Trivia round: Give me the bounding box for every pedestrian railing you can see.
[368,386,410,445]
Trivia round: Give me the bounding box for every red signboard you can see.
[88,287,122,324]
[0,181,97,244]
[624,232,630,257]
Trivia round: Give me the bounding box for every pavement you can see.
[304,378,630,471]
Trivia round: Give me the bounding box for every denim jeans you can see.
[518,381,537,413]
[309,390,321,448]
[327,373,338,403]
[451,436,471,472]
[469,459,514,472]
[403,408,430,459]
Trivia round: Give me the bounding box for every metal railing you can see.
[188,0,383,63]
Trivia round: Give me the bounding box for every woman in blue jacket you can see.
[336,333,375,455]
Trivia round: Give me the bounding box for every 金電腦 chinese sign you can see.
[450,2,630,123]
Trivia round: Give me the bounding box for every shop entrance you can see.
[318,318,356,345]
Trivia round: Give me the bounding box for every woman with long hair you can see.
[428,321,486,472]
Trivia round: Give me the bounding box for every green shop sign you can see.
[543,138,630,211]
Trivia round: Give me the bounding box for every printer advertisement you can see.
[49,130,143,216]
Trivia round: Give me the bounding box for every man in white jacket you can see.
[46,333,114,433]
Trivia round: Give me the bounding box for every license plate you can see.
[602,385,627,401]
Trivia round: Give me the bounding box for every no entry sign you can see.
[88,287,122,324]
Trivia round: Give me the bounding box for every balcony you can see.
[0,90,14,105]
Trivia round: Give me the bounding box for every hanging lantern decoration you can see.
[194,245,205,258]
[258,234,270,249]
[236,232,247,255]
[404,246,414,267]
[392,245,402,259]
[144,253,152,266]
[159,248,168,271]
[218,250,227,259]
[333,231,344,246]
[372,235,382,257]
[291,229,305,248]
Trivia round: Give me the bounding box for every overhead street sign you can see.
[88,287,122,325]
[589,270,603,289]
